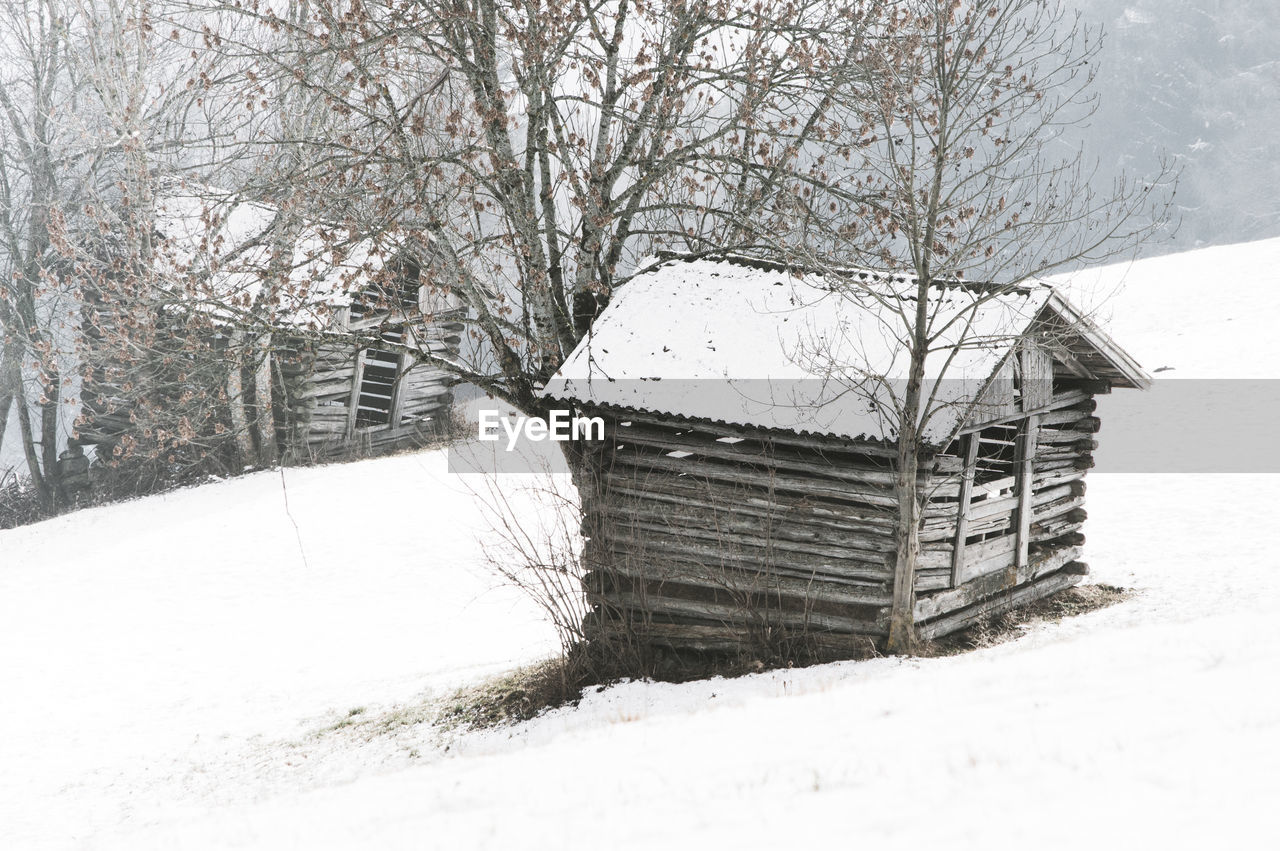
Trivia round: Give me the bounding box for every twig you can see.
[279,466,311,570]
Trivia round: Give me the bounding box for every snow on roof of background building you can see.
[544,256,1061,444]
[154,187,410,329]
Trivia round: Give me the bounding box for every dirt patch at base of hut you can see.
[436,657,590,730]
[438,584,1132,731]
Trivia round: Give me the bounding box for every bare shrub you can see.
[465,443,880,712]
[0,467,47,530]
[467,463,594,673]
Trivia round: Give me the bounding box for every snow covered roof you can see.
[543,256,1149,445]
[153,187,418,329]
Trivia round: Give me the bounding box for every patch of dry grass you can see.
[921,583,1133,656]
[315,584,1132,738]
[440,584,1132,730]
[437,657,589,730]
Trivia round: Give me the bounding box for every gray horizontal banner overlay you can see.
[447,380,1280,474]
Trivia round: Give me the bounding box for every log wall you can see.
[579,411,910,655]
[578,362,1102,657]
[81,313,462,463]
[278,315,462,460]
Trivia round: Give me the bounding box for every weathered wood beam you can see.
[915,545,1083,623]
[601,531,894,584]
[593,408,910,460]
[917,569,1082,641]
[606,423,909,489]
[601,480,920,540]
[603,448,952,509]
[595,500,904,554]
[601,513,939,565]
[588,589,888,636]
[588,560,894,608]
[960,389,1094,434]
[611,621,879,657]
[950,433,981,588]
[1014,414,1041,573]
[1038,409,1100,430]
[598,544,891,593]
[342,348,366,441]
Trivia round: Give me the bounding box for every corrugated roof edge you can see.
[548,396,918,452]
[621,250,1041,298]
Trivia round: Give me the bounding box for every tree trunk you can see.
[226,330,257,466]
[886,277,933,655]
[887,392,923,655]
[0,345,18,461]
[251,331,278,466]
[14,374,52,511]
[39,368,62,509]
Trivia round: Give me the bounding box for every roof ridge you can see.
[641,251,1040,297]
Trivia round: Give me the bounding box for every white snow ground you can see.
[3,238,1280,849]
[0,454,560,848]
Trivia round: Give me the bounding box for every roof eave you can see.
[1043,290,1154,390]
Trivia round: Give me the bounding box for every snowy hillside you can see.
[0,454,560,847]
[4,239,1280,848]
[1056,235,1280,378]
[1055,237,1280,473]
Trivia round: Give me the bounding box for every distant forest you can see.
[1077,0,1280,252]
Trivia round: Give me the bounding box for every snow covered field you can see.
[0,455,559,848]
[3,239,1280,848]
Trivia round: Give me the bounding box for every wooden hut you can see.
[79,188,462,461]
[270,276,463,459]
[543,256,1150,656]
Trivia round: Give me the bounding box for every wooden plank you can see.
[602,479,910,539]
[1015,414,1040,573]
[596,500,905,555]
[602,409,906,459]
[307,365,359,384]
[615,621,879,656]
[592,558,894,608]
[602,529,897,581]
[598,544,890,594]
[915,571,953,592]
[916,545,1082,621]
[603,447,949,510]
[957,532,1018,584]
[960,389,1093,433]
[1030,521,1085,544]
[590,589,888,636]
[1038,409,1100,429]
[601,532,893,584]
[1032,495,1085,525]
[1020,338,1055,410]
[342,347,366,441]
[294,381,362,404]
[965,480,1080,527]
[917,568,1082,640]
[605,422,907,489]
[970,355,1017,424]
[601,513,947,566]
[950,433,981,588]
[387,346,409,428]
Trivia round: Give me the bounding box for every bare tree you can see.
[200,0,886,419]
[0,0,89,509]
[1,0,256,506]
[772,0,1173,653]
[73,0,257,488]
